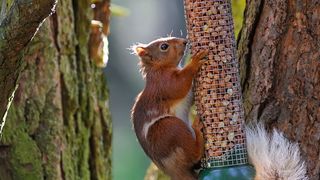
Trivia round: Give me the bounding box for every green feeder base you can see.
[199,164,255,180]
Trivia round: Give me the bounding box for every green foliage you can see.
[0,0,13,13]
[232,0,246,38]
[111,3,130,17]
[145,163,170,180]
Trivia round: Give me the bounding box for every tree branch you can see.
[0,0,57,134]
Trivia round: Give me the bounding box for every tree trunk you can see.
[0,0,112,179]
[238,0,320,179]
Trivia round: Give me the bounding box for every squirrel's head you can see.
[131,37,187,76]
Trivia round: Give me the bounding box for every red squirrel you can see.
[131,37,208,180]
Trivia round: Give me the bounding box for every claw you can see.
[199,59,206,64]
[193,49,209,61]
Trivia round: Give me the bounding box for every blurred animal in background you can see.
[89,0,110,68]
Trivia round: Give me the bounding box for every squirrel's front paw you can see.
[191,50,209,65]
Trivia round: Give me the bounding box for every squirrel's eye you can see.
[160,43,169,51]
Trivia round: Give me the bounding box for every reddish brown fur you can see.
[131,37,207,180]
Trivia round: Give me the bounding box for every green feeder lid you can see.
[199,164,255,180]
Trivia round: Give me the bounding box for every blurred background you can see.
[105,0,245,179]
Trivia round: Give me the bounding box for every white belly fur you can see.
[171,89,195,138]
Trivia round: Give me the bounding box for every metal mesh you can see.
[184,0,248,168]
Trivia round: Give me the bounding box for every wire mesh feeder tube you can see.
[184,0,255,179]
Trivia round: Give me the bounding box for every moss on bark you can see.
[0,0,112,179]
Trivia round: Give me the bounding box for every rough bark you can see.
[238,0,320,179]
[0,0,57,134]
[0,0,112,179]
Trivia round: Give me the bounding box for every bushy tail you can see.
[246,124,308,180]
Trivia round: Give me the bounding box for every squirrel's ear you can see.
[135,47,148,57]
[130,44,149,57]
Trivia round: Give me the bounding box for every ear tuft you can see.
[129,43,148,57]
[135,47,147,57]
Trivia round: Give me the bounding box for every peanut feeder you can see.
[184,0,255,178]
